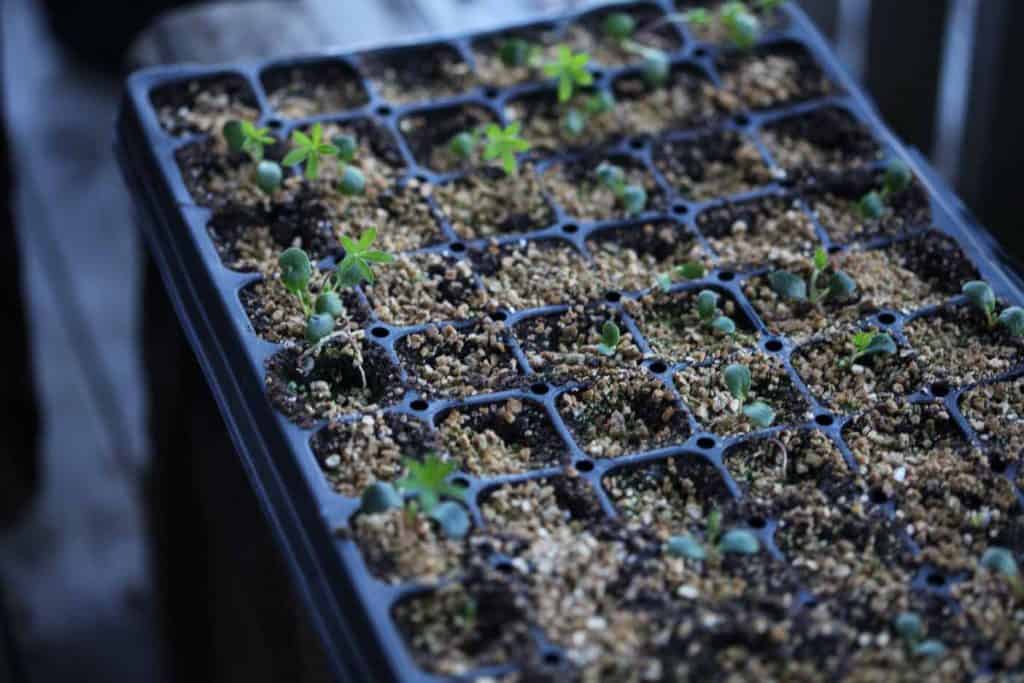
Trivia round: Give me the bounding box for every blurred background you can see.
[0,0,1021,680]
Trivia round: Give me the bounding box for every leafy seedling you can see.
[337,227,394,287]
[603,11,636,41]
[279,247,315,316]
[665,510,760,560]
[980,547,1024,600]
[858,159,912,219]
[962,280,1024,335]
[595,161,647,214]
[838,330,896,369]
[482,123,531,175]
[597,320,621,357]
[695,289,737,336]
[723,362,775,428]
[396,455,466,514]
[282,122,339,180]
[720,1,761,49]
[768,247,856,307]
[656,262,705,291]
[543,46,594,103]
[223,120,275,161]
[499,37,540,68]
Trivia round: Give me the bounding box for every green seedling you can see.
[656,262,705,291]
[282,122,339,180]
[838,330,896,369]
[595,161,648,214]
[223,119,275,161]
[482,123,531,175]
[665,508,760,560]
[337,227,394,287]
[695,289,737,336]
[597,320,621,357]
[543,45,594,103]
[858,159,913,219]
[980,547,1024,600]
[396,454,470,538]
[562,107,586,137]
[768,247,856,307]
[360,481,404,514]
[720,2,761,49]
[892,612,946,659]
[498,37,540,68]
[306,313,335,343]
[254,160,283,194]
[449,130,477,161]
[603,11,637,41]
[333,134,358,163]
[756,0,786,11]
[279,247,315,317]
[962,280,1024,335]
[338,166,366,196]
[681,8,712,27]
[723,362,775,428]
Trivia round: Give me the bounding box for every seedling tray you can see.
[117,2,1024,680]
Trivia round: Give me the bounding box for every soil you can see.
[653,130,774,200]
[612,65,725,136]
[904,305,1023,387]
[761,106,882,178]
[543,154,664,221]
[504,89,622,154]
[472,23,562,88]
[563,5,682,68]
[960,376,1024,461]
[724,428,849,499]
[472,239,606,311]
[399,104,499,173]
[431,164,555,240]
[696,193,819,271]
[792,329,925,413]
[240,276,366,343]
[715,43,837,112]
[361,43,475,104]
[624,287,757,364]
[152,75,259,137]
[397,322,522,399]
[587,220,711,294]
[673,349,810,435]
[261,59,369,118]
[557,368,691,457]
[678,1,791,43]
[364,253,487,325]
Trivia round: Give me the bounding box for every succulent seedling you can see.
[254,160,283,194]
[656,262,705,291]
[597,320,621,357]
[723,363,775,428]
[543,46,594,103]
[962,280,1024,335]
[603,11,637,41]
[396,455,470,538]
[337,227,394,287]
[838,330,896,369]
[448,130,478,161]
[768,247,856,307]
[223,119,275,161]
[595,161,648,214]
[482,123,531,175]
[720,1,761,49]
[980,547,1024,600]
[893,612,946,659]
[695,289,737,336]
[279,247,315,317]
[858,159,913,219]
[282,122,339,180]
[665,508,761,560]
[562,91,617,138]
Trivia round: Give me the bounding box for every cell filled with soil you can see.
[364,253,487,326]
[543,154,664,221]
[514,305,643,379]
[626,287,757,364]
[239,276,366,343]
[586,220,710,294]
[724,428,849,499]
[696,193,819,271]
[761,106,881,177]
[360,42,474,104]
[675,0,791,43]
[612,63,725,136]
[310,411,439,497]
[673,350,809,435]
[471,22,562,88]
[504,88,621,153]
[557,368,690,457]
[960,376,1024,461]
[265,338,404,427]
[437,398,568,476]
[260,59,370,118]
[399,104,499,173]
[715,42,836,112]
[353,504,467,584]
[430,164,555,240]
[563,3,682,67]
[472,239,605,311]
[792,329,925,413]
[653,130,773,200]
[151,73,260,137]
[397,322,522,399]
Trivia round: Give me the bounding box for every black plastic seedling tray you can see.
[117,2,1024,681]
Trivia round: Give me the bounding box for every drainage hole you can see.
[490,311,508,322]
[878,312,897,325]
[449,242,466,253]
[926,572,946,587]
[575,459,595,473]
[814,413,834,427]
[376,105,393,117]
[531,382,549,395]
[562,223,579,234]
[696,436,716,449]
[868,488,888,505]
[649,360,668,374]
[764,339,783,352]
[930,382,951,398]
[371,326,390,338]
[605,290,622,303]
[410,399,429,411]
[542,651,563,667]
[717,271,735,282]
[748,515,767,529]
[451,476,470,489]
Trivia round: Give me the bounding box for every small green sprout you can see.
[562,108,586,137]
[585,91,616,115]
[254,160,283,194]
[337,227,394,287]
[597,320,621,357]
[360,481,403,514]
[603,11,637,41]
[665,509,760,561]
[279,247,315,316]
[396,454,466,513]
[720,1,762,49]
[768,247,856,307]
[543,46,594,103]
[695,289,737,336]
[681,8,712,27]
[858,159,912,219]
[315,291,345,318]
[333,134,358,163]
[482,123,531,175]
[498,38,538,68]
[723,363,775,428]
[838,330,896,369]
[980,546,1024,600]
[656,262,705,291]
[448,131,477,161]
[282,122,339,180]
[718,528,760,554]
[595,161,647,214]
[756,0,786,11]
[223,119,275,161]
[306,313,335,343]
[893,611,946,659]
[962,280,1024,335]
[338,166,366,196]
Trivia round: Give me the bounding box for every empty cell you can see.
[261,59,369,118]
[653,131,773,201]
[397,322,522,399]
[151,73,260,137]
[360,42,474,104]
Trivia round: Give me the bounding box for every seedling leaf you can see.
[813,246,828,271]
[718,528,760,555]
[768,270,807,301]
[723,363,751,403]
[962,280,996,324]
[981,546,1019,578]
[665,535,706,560]
[543,45,593,103]
[361,482,403,514]
[279,247,312,293]
[429,501,471,539]
[396,455,465,513]
[482,122,531,175]
[696,289,719,320]
[743,401,775,428]
[711,315,736,336]
[999,306,1024,336]
[597,320,621,357]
